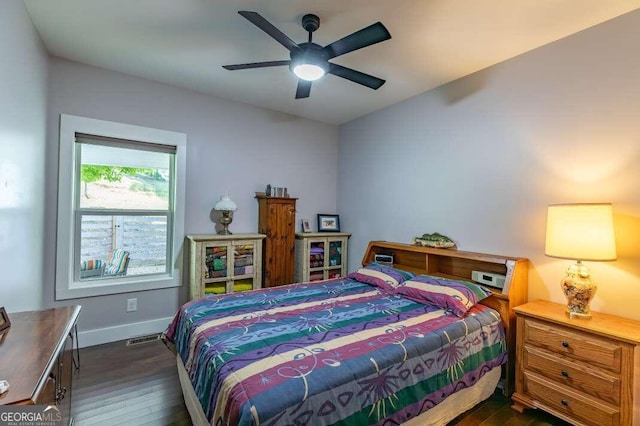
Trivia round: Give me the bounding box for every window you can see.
[56,115,186,299]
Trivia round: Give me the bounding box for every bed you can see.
[164,241,528,425]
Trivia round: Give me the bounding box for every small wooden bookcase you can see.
[187,234,265,299]
[295,232,351,282]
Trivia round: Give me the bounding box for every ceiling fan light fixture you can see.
[290,46,328,81]
[223,11,391,98]
[292,63,326,81]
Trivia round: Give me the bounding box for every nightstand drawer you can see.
[523,318,622,373]
[524,371,619,426]
[524,345,620,405]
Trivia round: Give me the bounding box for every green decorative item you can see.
[413,232,456,248]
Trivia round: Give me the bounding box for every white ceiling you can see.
[24,0,640,125]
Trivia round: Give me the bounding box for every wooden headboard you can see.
[361,241,528,396]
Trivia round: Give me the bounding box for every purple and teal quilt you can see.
[164,277,506,426]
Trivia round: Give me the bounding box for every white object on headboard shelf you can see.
[471,270,506,289]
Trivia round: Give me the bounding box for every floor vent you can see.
[126,333,161,346]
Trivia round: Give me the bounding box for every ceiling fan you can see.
[223,11,391,99]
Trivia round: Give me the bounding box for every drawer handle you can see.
[561,341,570,348]
[561,399,569,407]
[561,370,570,377]
[55,386,67,403]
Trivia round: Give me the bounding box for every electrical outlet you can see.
[126,298,137,312]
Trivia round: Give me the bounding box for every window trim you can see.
[56,114,186,300]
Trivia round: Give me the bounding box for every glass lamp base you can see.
[561,260,596,320]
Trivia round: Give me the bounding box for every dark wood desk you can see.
[0,306,81,424]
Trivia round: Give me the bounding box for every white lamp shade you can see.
[545,203,616,261]
[214,195,237,211]
[292,63,326,81]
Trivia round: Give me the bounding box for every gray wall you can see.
[44,58,338,338]
[339,10,640,320]
[1,2,338,343]
[0,1,49,312]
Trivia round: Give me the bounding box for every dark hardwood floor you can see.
[72,339,191,425]
[72,339,571,425]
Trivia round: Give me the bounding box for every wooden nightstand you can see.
[511,300,640,426]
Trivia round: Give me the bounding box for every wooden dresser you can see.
[256,193,297,287]
[512,300,640,426]
[0,306,80,425]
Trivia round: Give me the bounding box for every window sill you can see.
[56,273,179,300]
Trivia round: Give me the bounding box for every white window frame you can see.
[56,114,187,300]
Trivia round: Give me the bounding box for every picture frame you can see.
[317,214,340,232]
[0,307,10,333]
[301,218,312,233]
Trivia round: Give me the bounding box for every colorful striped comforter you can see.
[164,277,506,425]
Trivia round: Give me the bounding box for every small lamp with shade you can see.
[544,203,617,319]
[214,195,237,235]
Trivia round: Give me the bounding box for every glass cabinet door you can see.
[327,240,344,279]
[204,244,228,294]
[328,240,343,266]
[233,243,255,292]
[309,241,325,281]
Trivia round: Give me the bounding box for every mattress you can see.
[164,277,507,425]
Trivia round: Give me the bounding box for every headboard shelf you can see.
[361,240,529,396]
[362,241,527,299]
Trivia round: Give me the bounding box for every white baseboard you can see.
[77,316,174,348]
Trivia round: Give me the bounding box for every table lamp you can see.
[544,203,616,319]
[214,195,237,235]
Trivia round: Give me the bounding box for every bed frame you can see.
[167,241,529,426]
[361,241,528,396]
